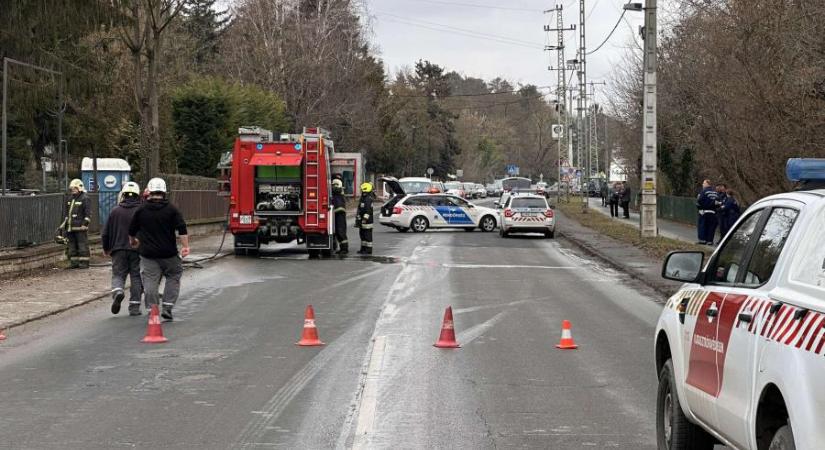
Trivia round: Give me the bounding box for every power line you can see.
[408,0,538,12]
[375,12,544,49]
[586,9,627,55]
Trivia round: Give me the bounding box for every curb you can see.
[557,229,678,299]
[1,249,234,334]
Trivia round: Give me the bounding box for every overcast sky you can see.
[364,0,651,103]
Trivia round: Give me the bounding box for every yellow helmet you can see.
[360,182,373,193]
[68,179,84,191]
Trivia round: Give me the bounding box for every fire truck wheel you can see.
[657,359,715,450]
[308,250,321,259]
[769,425,795,450]
[321,249,333,258]
[411,216,429,233]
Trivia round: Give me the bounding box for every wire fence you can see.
[1,190,227,249]
[657,195,697,225]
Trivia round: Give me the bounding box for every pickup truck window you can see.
[740,208,798,286]
[791,207,825,290]
[708,210,764,284]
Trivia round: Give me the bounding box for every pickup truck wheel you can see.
[768,425,795,450]
[657,359,715,450]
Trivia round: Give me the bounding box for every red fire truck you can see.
[226,127,340,257]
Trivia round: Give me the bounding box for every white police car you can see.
[655,159,825,450]
[379,177,498,232]
[498,193,555,238]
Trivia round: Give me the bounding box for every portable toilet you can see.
[81,157,131,226]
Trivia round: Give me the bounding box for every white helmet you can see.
[146,177,167,194]
[68,178,84,191]
[332,179,343,189]
[121,181,140,196]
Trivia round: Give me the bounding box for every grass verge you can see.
[557,202,710,260]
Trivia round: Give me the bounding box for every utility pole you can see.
[587,81,606,179]
[545,4,575,204]
[577,0,587,211]
[640,0,658,237]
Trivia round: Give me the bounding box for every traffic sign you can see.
[551,124,564,138]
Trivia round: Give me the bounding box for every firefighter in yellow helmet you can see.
[331,178,348,254]
[355,182,375,255]
[59,179,91,269]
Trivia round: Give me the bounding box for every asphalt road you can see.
[0,202,666,449]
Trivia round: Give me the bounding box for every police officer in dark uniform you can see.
[331,178,348,254]
[355,182,375,255]
[60,179,92,269]
[695,179,720,245]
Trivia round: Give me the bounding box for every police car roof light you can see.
[786,158,825,182]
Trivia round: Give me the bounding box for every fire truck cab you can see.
[227,127,336,257]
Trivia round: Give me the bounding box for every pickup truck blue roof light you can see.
[785,158,825,182]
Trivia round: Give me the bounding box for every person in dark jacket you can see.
[620,182,631,218]
[128,178,189,322]
[331,179,349,255]
[60,178,92,269]
[600,182,609,207]
[609,182,621,217]
[696,179,720,245]
[718,188,741,238]
[102,181,143,316]
[355,182,375,255]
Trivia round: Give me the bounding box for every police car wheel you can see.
[768,425,795,450]
[480,215,496,232]
[544,230,555,239]
[657,359,715,450]
[411,216,429,233]
[499,228,509,238]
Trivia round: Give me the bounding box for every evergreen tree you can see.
[183,0,230,69]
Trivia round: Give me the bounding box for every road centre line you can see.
[441,263,576,269]
[453,299,536,314]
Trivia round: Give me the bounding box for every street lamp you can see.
[624,0,658,238]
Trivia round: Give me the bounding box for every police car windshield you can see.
[400,181,432,193]
[511,198,547,209]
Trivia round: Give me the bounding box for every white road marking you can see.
[352,335,387,449]
[453,299,535,314]
[441,264,576,269]
[457,311,509,346]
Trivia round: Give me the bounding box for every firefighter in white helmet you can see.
[59,178,91,269]
[102,181,144,316]
[128,178,189,322]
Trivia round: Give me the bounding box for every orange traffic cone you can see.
[434,306,460,348]
[141,305,169,344]
[296,305,324,346]
[555,320,578,349]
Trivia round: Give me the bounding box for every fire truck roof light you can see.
[786,158,825,182]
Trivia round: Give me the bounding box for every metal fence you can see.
[658,195,697,225]
[1,190,227,249]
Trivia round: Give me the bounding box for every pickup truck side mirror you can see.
[662,251,704,283]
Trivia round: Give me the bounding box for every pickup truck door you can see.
[684,209,766,432]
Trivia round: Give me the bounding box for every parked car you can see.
[379,178,498,233]
[498,194,555,238]
[654,158,825,450]
[444,181,465,199]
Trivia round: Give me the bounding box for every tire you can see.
[308,249,321,259]
[545,230,555,239]
[769,425,795,450]
[479,215,496,232]
[499,227,509,238]
[411,216,429,233]
[396,227,409,233]
[657,359,715,450]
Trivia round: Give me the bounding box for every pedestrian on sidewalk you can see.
[600,182,609,207]
[355,182,375,255]
[718,188,741,238]
[102,181,144,316]
[59,179,92,269]
[695,179,720,245]
[331,178,349,255]
[128,178,190,322]
[609,182,621,217]
[620,182,631,218]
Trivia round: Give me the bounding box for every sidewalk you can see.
[0,232,233,333]
[584,198,699,244]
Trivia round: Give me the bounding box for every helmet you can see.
[121,181,140,196]
[360,182,373,193]
[332,179,343,189]
[146,177,167,194]
[68,179,84,191]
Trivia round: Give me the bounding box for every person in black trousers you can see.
[620,182,631,218]
[609,182,621,217]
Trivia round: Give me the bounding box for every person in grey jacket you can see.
[102,182,144,316]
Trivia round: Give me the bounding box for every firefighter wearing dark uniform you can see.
[60,179,92,269]
[356,182,375,255]
[331,179,348,254]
